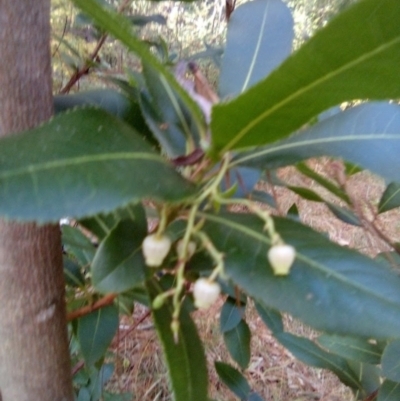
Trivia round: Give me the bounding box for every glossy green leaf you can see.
[255,302,283,334]
[224,319,251,369]
[212,0,400,152]
[64,257,85,287]
[220,297,245,333]
[71,0,206,140]
[379,183,400,213]
[296,162,350,204]
[275,332,361,390]
[91,218,147,294]
[326,203,361,226]
[214,362,251,400]
[0,108,195,222]
[233,103,400,185]
[62,225,96,266]
[77,305,119,367]
[147,279,208,401]
[199,211,400,340]
[80,203,147,241]
[378,380,400,401]
[317,334,382,364]
[219,0,293,98]
[382,340,400,382]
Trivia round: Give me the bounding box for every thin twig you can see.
[67,293,117,321]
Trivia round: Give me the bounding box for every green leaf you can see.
[326,203,361,226]
[62,225,96,266]
[275,332,361,390]
[0,108,196,222]
[382,340,400,382]
[212,0,400,152]
[64,257,85,287]
[233,103,400,185]
[70,0,206,140]
[199,211,400,340]
[379,183,400,213]
[214,361,251,400]
[128,14,166,27]
[79,203,147,241]
[91,218,147,294]
[77,305,119,367]
[255,302,283,334]
[288,186,324,202]
[219,0,293,98]
[296,162,350,204]
[317,334,382,364]
[224,319,251,369]
[147,279,208,401]
[220,297,245,333]
[378,380,400,401]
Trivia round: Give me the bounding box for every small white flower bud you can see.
[268,244,296,276]
[193,278,221,309]
[142,234,171,267]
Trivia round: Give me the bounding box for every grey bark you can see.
[0,1,74,400]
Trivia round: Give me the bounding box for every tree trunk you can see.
[0,1,74,400]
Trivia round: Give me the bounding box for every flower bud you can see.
[193,278,221,309]
[142,234,171,267]
[176,240,196,259]
[268,244,296,276]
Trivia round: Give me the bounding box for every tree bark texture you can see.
[0,1,74,400]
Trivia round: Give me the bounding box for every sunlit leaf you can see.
[212,0,400,152]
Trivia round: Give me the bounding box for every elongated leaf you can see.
[382,340,400,382]
[219,0,293,98]
[288,186,324,202]
[224,319,251,369]
[379,183,400,213]
[317,334,382,364]
[233,103,400,185]
[198,211,400,340]
[147,279,208,401]
[62,224,96,266]
[275,333,361,389]
[214,362,251,400]
[71,0,206,141]
[0,108,195,222]
[220,297,245,333]
[91,218,147,293]
[212,0,400,152]
[255,302,283,334]
[77,305,119,367]
[347,361,381,395]
[326,203,361,226]
[378,380,400,401]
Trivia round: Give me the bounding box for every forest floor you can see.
[107,160,400,401]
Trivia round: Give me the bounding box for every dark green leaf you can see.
[224,319,251,369]
[214,361,251,400]
[0,108,196,222]
[378,380,400,401]
[287,203,299,218]
[71,0,206,140]
[233,103,400,185]
[326,203,361,226]
[147,279,208,401]
[79,203,147,241]
[248,392,265,401]
[317,334,382,364]
[288,186,324,202]
[219,0,293,98]
[379,183,400,213]
[255,302,283,334]
[88,363,114,400]
[212,0,400,152]
[64,256,85,287]
[347,361,381,395]
[382,340,400,382]
[62,225,96,266]
[249,190,276,208]
[296,162,350,204]
[220,297,245,333]
[103,392,133,401]
[77,305,119,366]
[129,14,166,27]
[91,218,147,294]
[199,211,400,340]
[275,332,361,389]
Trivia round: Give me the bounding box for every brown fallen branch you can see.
[67,293,117,321]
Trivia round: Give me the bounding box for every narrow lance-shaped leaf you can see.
[379,183,400,214]
[198,211,400,340]
[214,362,251,400]
[219,0,293,98]
[71,0,206,142]
[146,279,208,401]
[233,103,400,185]
[0,108,196,222]
[223,319,251,369]
[212,0,400,152]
